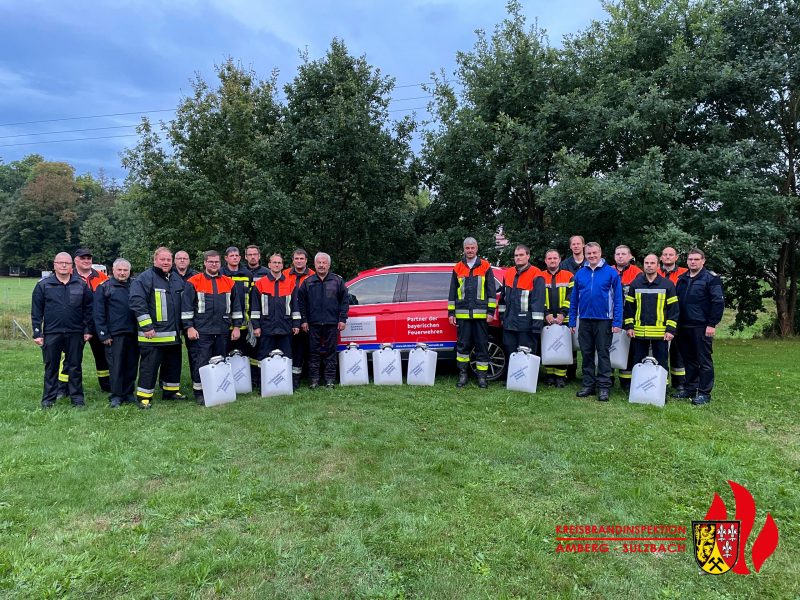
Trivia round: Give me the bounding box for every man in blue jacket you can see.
[674,249,725,406]
[568,242,624,401]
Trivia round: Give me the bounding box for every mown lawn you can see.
[0,338,798,599]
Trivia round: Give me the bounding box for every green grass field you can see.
[1,338,798,599]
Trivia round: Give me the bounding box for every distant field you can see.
[1,338,797,598]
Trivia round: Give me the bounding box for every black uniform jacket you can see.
[94,277,138,340]
[676,268,725,327]
[298,273,349,326]
[129,267,185,344]
[31,274,92,337]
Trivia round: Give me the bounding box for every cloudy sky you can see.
[0,0,607,181]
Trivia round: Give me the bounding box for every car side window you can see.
[347,274,400,305]
[406,272,451,302]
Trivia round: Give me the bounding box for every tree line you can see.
[0,0,797,335]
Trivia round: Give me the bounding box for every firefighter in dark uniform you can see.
[172,250,200,379]
[32,252,93,408]
[448,237,497,389]
[58,248,110,395]
[623,254,679,388]
[559,235,584,380]
[542,249,574,387]
[251,253,300,385]
[498,244,545,359]
[298,252,349,389]
[659,246,689,392]
[94,258,139,408]
[243,245,269,385]
[283,248,315,388]
[130,247,186,409]
[221,246,253,357]
[674,248,725,406]
[182,250,243,404]
[613,245,643,391]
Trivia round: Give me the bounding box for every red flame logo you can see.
[704,480,779,574]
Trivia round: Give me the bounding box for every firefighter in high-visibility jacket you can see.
[283,248,315,386]
[129,247,186,409]
[251,253,301,387]
[613,245,643,391]
[498,244,545,360]
[448,237,497,389]
[623,254,679,390]
[658,246,689,392]
[541,249,574,387]
[58,248,110,395]
[182,251,244,404]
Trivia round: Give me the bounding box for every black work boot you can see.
[477,373,488,389]
[292,374,300,390]
[456,366,469,388]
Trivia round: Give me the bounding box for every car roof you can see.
[351,263,505,279]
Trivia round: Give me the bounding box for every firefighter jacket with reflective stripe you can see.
[129,267,184,345]
[498,264,545,332]
[250,272,300,335]
[247,265,269,284]
[615,263,643,295]
[283,267,315,289]
[568,259,623,327]
[676,268,725,327]
[172,266,199,282]
[31,274,92,337]
[542,268,574,323]
[221,265,252,329]
[658,265,688,286]
[448,258,497,319]
[182,272,243,335]
[623,273,679,338]
[298,273,349,325]
[93,277,137,340]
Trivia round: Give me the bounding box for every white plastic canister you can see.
[199,356,237,407]
[506,346,540,393]
[373,343,403,385]
[629,357,668,407]
[608,329,631,370]
[260,350,293,397]
[406,343,437,386]
[541,325,574,365]
[227,351,252,394]
[339,343,369,386]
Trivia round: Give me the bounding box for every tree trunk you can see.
[775,240,797,337]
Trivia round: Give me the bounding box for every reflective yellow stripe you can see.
[666,296,678,304]
[635,291,642,326]
[96,370,109,377]
[447,303,455,310]
[477,276,485,301]
[162,385,180,391]
[666,319,677,328]
[154,290,163,322]
[138,335,177,343]
[656,292,665,328]
[457,277,464,300]
[633,325,667,337]
[138,317,152,327]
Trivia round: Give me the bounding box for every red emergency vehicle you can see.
[339,263,506,380]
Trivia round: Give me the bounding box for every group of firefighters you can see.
[31,246,348,409]
[31,234,724,409]
[460,235,725,405]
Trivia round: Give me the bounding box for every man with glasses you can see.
[32,252,93,408]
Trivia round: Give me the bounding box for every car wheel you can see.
[471,339,507,381]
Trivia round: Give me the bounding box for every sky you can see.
[0,0,608,182]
